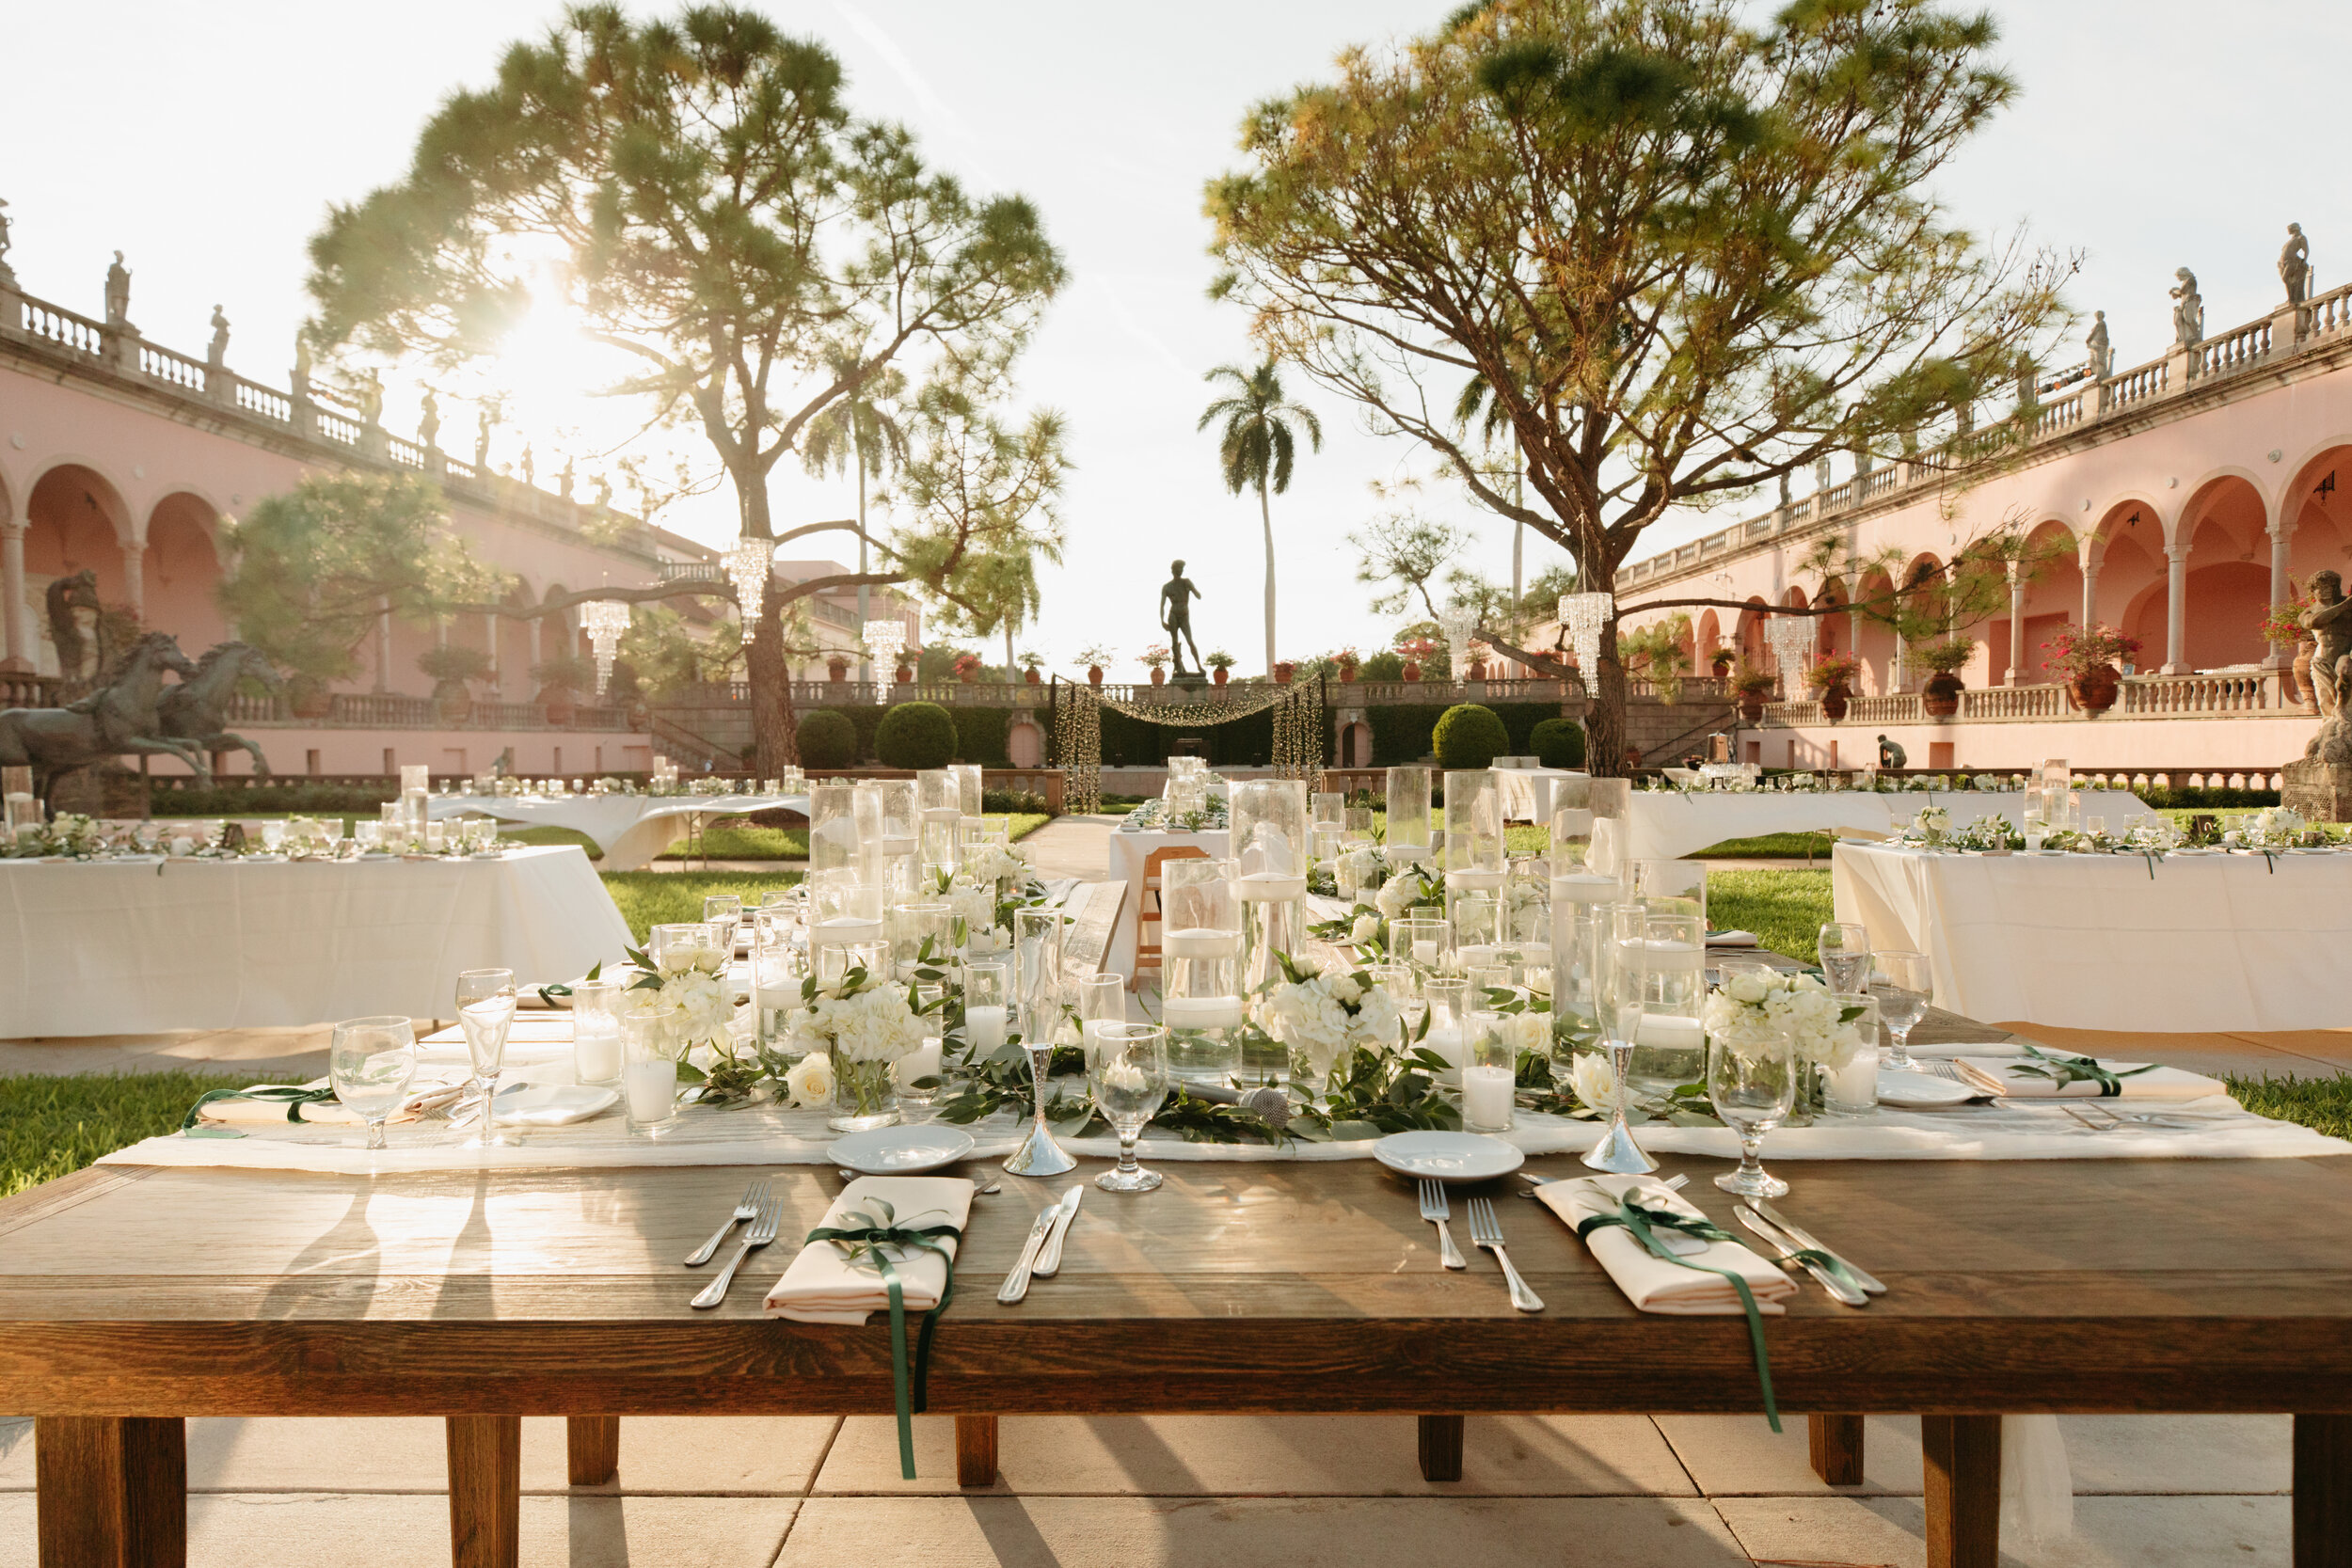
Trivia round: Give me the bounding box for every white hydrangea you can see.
[1704,970,1864,1069]
[783,977,926,1065]
[1375,876,1420,920]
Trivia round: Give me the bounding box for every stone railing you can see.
[1757,671,2302,727]
[220,691,637,731]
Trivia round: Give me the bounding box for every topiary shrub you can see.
[1432,704,1510,769]
[1529,717,1586,769]
[874,701,958,769]
[797,708,859,769]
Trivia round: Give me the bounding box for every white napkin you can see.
[1535,1175,1797,1316]
[1954,1056,2226,1101]
[766,1176,975,1324]
[1705,930,1759,947]
[194,1078,466,1129]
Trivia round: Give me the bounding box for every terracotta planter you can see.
[432,679,472,726]
[2295,642,2317,712]
[1339,662,1358,684]
[2067,663,2121,714]
[827,660,850,684]
[1273,662,1295,685]
[1467,658,1488,681]
[1212,667,1230,687]
[1922,672,1964,718]
[1819,684,1850,722]
[894,666,914,685]
[1737,693,1765,724]
[536,687,578,726]
[958,667,978,685]
[1150,668,1166,687]
[1088,665,1104,687]
[287,678,332,721]
[1401,661,1421,683]
[1024,668,1041,686]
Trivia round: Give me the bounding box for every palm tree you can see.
[1199,358,1321,674]
[803,362,910,683]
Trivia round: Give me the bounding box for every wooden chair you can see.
[1130,845,1209,990]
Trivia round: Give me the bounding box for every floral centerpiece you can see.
[1260,954,1406,1088]
[624,933,734,1057]
[1374,862,1444,922]
[2,811,105,860]
[2229,806,2311,850]
[1896,805,1952,846]
[1703,969,1867,1122]
[782,963,933,1131]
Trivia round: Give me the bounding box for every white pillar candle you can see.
[966,1004,1007,1051]
[1446,868,1507,893]
[1162,994,1245,1030]
[1642,940,1705,974]
[1411,940,1439,967]
[1634,1013,1705,1050]
[624,1059,676,1122]
[573,1021,622,1084]
[881,834,916,859]
[1457,942,1501,969]
[897,1039,944,1090]
[1163,927,1243,958]
[1461,1064,1515,1130]
[1549,872,1621,906]
[815,915,885,944]
[1824,1048,1879,1111]
[1237,870,1308,902]
[1422,1022,1467,1075]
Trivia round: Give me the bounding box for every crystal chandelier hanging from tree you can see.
[725,535,772,613]
[1767,615,1815,690]
[1558,592,1614,676]
[863,618,907,681]
[1437,606,1480,681]
[580,600,632,696]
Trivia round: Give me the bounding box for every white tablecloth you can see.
[0,846,632,1037]
[1622,790,2159,863]
[1832,840,2352,1032]
[1106,827,1231,974]
[430,793,809,871]
[1493,768,1585,823]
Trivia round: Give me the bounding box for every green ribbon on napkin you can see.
[179,1084,342,1132]
[1576,1196,1781,1433]
[805,1198,962,1481]
[2012,1043,2156,1098]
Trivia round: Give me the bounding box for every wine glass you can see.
[1708,1024,1796,1197]
[1870,950,1931,1069]
[1088,1022,1170,1193]
[455,968,519,1148]
[329,1016,416,1150]
[1818,923,1870,994]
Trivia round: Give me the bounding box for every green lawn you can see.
[599,870,804,943]
[0,1072,226,1199]
[1702,867,1834,961]
[2227,1073,2352,1139]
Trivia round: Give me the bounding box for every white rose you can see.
[1053,1018,1081,1048]
[786,1052,835,1106]
[1726,972,1771,1005]
[1569,1052,1617,1110]
[1329,974,1362,1004]
[1349,913,1380,944]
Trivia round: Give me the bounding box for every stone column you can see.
[2081,546,2102,634]
[374,599,392,692]
[1891,630,1907,694]
[2162,543,2190,674]
[0,521,30,672]
[2005,563,2026,685]
[2266,514,2297,668]
[485,611,501,694]
[119,540,145,619]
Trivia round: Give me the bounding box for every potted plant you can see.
[1273,659,1295,685]
[1142,643,1170,687]
[953,651,983,685]
[895,659,915,684]
[1728,661,1777,724]
[1205,649,1236,688]
[1017,650,1045,686]
[1465,641,1489,681]
[285,672,334,721]
[1804,653,1863,722]
[826,653,850,684]
[529,653,596,726]
[1908,639,1977,718]
[2041,624,2140,716]
[1708,646,1736,681]
[417,643,493,725]
[1077,644,1114,688]
[1397,637,1436,683]
[1336,647,1359,683]
[2261,593,2316,711]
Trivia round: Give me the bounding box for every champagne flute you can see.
[1708,1024,1796,1196]
[455,968,519,1148]
[1581,902,1654,1174]
[1088,1022,1170,1193]
[1870,950,1931,1070]
[329,1016,416,1151]
[1818,923,1870,994]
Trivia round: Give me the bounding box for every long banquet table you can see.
[426,791,810,871]
[1105,824,1230,973]
[1833,838,2352,1033]
[1620,787,2160,863]
[0,846,628,1037]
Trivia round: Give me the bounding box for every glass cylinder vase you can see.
[1159,857,1243,1085]
[1231,779,1310,998]
[1385,765,1433,867]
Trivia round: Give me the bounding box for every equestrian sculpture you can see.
[156,641,281,782]
[0,632,211,806]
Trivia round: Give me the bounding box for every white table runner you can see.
[429,792,810,870]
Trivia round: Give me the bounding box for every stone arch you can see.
[23,464,137,677]
[1694,609,1722,664]
[144,491,230,651]
[1851,569,1897,694]
[2280,447,2352,591]
[1994,519,2081,684]
[2148,473,2270,671]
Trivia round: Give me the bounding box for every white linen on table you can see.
[1534,1174,1796,1314]
[1494,768,1584,823]
[1832,839,2352,1033]
[1105,827,1231,973]
[429,793,810,871]
[765,1177,973,1323]
[1621,790,2158,863]
[1953,1058,2228,1101]
[0,847,631,1037]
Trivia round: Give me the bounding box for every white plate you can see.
[487,1083,621,1127]
[828,1124,977,1176]
[1371,1130,1525,1184]
[2169,847,2221,856]
[1876,1069,1979,1109]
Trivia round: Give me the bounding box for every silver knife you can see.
[995,1203,1062,1305]
[1751,1198,1886,1294]
[1031,1187,1083,1277]
[1735,1206,1869,1307]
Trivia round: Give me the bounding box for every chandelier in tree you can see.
[863,618,908,679]
[725,534,773,612]
[580,600,632,696]
[1558,592,1614,673]
[1767,614,1815,688]
[1437,606,1480,681]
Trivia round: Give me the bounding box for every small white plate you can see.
[828,1124,977,1176]
[1876,1069,1979,1109]
[1372,1130,1525,1184]
[488,1083,621,1127]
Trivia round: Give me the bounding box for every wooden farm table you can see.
[5,1142,2351,1568]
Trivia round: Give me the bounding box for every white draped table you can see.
[429,791,810,871]
[0,846,631,1037]
[1105,826,1231,973]
[1832,839,2352,1032]
[1622,788,2159,863]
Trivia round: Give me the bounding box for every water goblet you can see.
[1818,923,1870,994]
[329,1016,416,1151]
[1708,1024,1797,1197]
[1088,1022,1171,1193]
[454,967,519,1148]
[1869,950,1931,1069]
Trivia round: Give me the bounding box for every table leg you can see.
[445,1416,520,1568]
[1808,1413,1866,1485]
[566,1417,619,1487]
[35,1417,185,1568]
[1919,1415,2000,1568]
[1417,1415,1465,1482]
[955,1416,999,1488]
[2296,1414,2352,1568]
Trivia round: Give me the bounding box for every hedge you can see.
[1364,702,1563,766]
[1432,704,1511,768]
[797,709,859,768]
[874,702,958,769]
[1528,717,1587,769]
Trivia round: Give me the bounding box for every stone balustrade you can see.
[1758,671,2298,729]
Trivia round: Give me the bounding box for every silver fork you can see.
[1466,1197,1543,1312]
[685,1180,770,1267]
[691,1196,780,1309]
[1418,1179,1466,1270]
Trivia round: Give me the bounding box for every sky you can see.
[5,1,2349,679]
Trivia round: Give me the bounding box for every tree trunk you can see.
[1259,478,1278,676]
[1585,594,1629,778]
[748,593,799,773]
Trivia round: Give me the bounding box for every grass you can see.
[598,870,804,943]
[0,1072,243,1199]
[1702,867,1834,962]
[651,811,1049,862]
[2225,1073,2352,1139]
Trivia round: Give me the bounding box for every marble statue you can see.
[475,408,494,469]
[1776,472,1791,508]
[2087,311,2111,380]
[1814,454,1833,493]
[520,444,534,487]
[103,251,132,329]
[560,457,575,499]
[2303,570,2352,721]
[1854,448,1874,476]
[2014,352,2036,409]
[291,335,311,398]
[594,474,612,507]
[418,389,440,450]
[2280,224,2312,306]
[1158,559,1205,678]
[358,369,383,428]
[2171,268,2203,348]
[206,305,230,367]
[0,198,12,269]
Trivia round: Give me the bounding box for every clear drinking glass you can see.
[750,914,807,1050]
[329,1015,416,1150]
[1461,1008,1516,1134]
[1628,911,1707,1102]
[1581,902,1655,1174]
[1420,976,1474,1084]
[1391,915,1450,976]
[620,996,679,1134]
[1088,1022,1171,1193]
[1385,766,1433,865]
[1633,859,1707,927]
[1871,950,1931,1069]
[1006,908,1074,1176]
[1076,972,1127,1061]
[1708,1022,1797,1196]
[570,978,626,1086]
[1819,923,1871,994]
[454,968,518,1148]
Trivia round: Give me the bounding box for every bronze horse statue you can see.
[0,631,210,805]
[156,641,282,781]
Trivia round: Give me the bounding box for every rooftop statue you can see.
[2087,311,2111,380]
[207,305,230,367]
[418,388,440,450]
[2280,223,2312,306]
[2171,268,2203,348]
[1158,559,1204,678]
[103,250,133,331]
